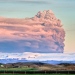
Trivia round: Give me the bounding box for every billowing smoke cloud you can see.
[0,10,65,53]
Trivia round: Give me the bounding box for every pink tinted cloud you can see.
[0,10,65,53]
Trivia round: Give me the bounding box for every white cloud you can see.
[0,52,75,61]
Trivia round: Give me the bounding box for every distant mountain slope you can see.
[0,62,75,71]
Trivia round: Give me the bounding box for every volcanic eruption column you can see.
[0,10,65,53]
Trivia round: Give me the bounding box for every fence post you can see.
[45,71,46,74]
[68,71,69,74]
[56,71,57,74]
[25,71,26,74]
[4,70,5,74]
[13,71,14,75]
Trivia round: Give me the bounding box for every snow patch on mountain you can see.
[0,52,75,61]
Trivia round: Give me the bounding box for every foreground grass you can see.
[0,68,38,71]
[0,74,75,75]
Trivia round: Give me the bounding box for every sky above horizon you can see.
[0,0,75,53]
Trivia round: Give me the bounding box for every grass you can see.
[0,68,75,75]
[0,67,38,71]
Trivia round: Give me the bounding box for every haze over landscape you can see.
[0,0,75,61]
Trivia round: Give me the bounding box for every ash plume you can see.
[0,10,65,53]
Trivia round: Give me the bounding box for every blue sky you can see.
[0,0,75,53]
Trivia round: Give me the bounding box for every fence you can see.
[0,70,75,74]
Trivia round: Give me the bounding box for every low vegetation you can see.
[0,62,75,71]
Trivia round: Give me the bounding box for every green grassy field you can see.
[0,68,75,75]
[0,68,38,71]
